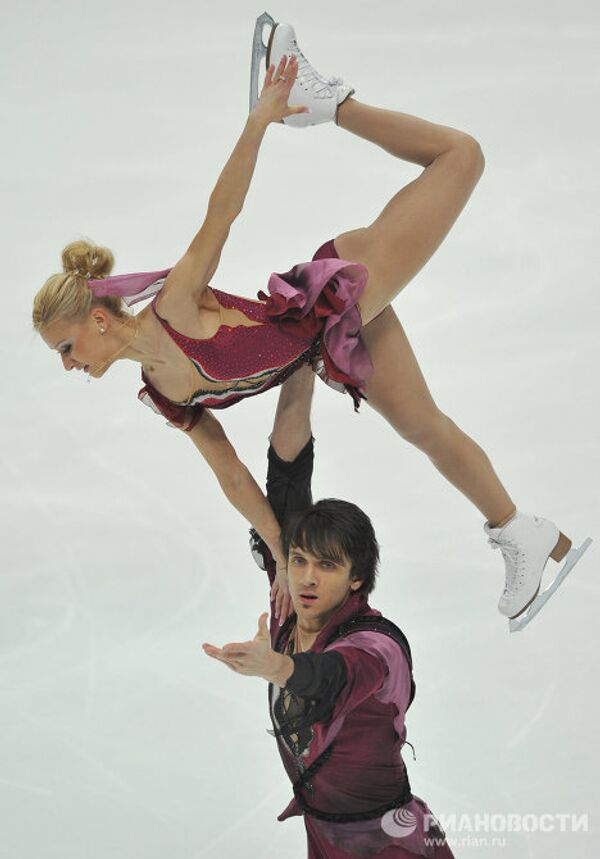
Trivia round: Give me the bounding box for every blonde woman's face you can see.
[41,312,112,377]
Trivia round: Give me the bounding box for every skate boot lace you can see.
[488,537,524,597]
[290,37,343,98]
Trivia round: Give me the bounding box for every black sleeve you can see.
[266,436,314,528]
[286,651,348,702]
[249,436,315,581]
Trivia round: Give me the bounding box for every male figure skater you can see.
[203,365,453,858]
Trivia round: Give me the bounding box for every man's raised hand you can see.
[202,612,293,686]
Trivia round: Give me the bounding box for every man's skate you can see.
[249,11,355,127]
[484,511,592,632]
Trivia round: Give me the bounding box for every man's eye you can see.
[61,345,72,354]
[321,561,334,569]
[291,557,304,564]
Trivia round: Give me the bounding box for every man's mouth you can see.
[298,593,318,603]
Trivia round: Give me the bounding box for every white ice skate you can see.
[249,11,355,127]
[484,511,592,633]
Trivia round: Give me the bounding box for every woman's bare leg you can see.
[269,338,515,526]
[332,98,485,323]
[361,306,516,527]
[313,98,512,524]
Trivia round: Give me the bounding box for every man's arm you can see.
[269,364,315,464]
[203,616,389,716]
[284,647,387,711]
[259,365,316,622]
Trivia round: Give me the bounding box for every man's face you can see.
[287,544,363,627]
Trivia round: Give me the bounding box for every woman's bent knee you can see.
[453,134,485,179]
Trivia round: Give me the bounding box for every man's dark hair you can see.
[280,499,379,595]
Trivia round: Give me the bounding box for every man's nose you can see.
[62,355,74,371]
[301,563,319,585]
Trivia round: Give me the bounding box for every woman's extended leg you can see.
[320,98,581,621]
[358,307,581,626]
[332,99,484,323]
[308,99,511,521]
[360,306,516,527]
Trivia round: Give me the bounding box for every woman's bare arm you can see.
[160,114,269,306]
[186,410,292,621]
[159,55,305,308]
[187,410,283,559]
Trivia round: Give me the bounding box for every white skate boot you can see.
[484,511,592,632]
[249,11,355,128]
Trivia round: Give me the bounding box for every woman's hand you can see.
[251,54,310,126]
[270,561,293,626]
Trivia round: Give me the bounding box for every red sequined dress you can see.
[89,239,374,432]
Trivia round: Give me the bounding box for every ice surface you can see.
[1,1,598,857]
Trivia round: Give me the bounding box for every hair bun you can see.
[61,239,114,279]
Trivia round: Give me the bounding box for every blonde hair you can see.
[32,239,128,331]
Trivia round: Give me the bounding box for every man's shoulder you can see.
[325,611,412,666]
[326,618,416,708]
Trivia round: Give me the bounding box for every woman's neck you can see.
[118,307,163,365]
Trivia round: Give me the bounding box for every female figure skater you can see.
[32,18,587,630]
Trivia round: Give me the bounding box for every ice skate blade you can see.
[249,11,276,113]
[509,537,592,633]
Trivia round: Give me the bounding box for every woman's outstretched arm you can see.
[186,410,293,622]
[162,55,307,304]
[206,53,307,221]
[159,116,269,304]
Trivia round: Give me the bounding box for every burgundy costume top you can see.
[89,240,375,432]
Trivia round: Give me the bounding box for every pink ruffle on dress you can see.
[258,254,373,408]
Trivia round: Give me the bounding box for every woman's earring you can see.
[99,328,105,335]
